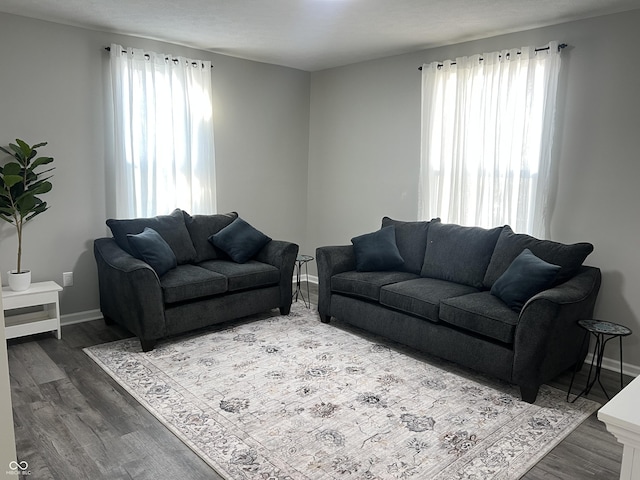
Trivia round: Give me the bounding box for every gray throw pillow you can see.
[183,211,238,263]
[421,222,502,288]
[106,208,197,264]
[491,248,561,311]
[210,217,272,263]
[483,225,594,288]
[351,226,405,272]
[127,227,177,276]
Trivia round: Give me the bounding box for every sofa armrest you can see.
[315,245,357,319]
[94,237,166,342]
[512,266,602,390]
[255,240,299,311]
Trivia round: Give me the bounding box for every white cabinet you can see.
[2,281,63,340]
[598,374,640,480]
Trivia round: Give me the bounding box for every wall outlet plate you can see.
[63,272,73,287]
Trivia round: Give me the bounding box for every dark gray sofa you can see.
[94,209,298,351]
[316,217,601,403]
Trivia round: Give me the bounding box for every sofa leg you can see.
[520,385,539,404]
[103,315,115,326]
[320,315,331,324]
[140,339,157,352]
[279,305,291,315]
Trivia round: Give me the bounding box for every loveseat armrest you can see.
[316,245,357,320]
[254,240,299,313]
[94,237,166,347]
[512,266,602,399]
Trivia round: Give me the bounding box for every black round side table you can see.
[567,319,632,402]
[293,255,313,308]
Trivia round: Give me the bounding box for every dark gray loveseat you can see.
[317,217,601,403]
[94,209,298,351]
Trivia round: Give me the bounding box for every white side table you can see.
[598,373,640,480]
[2,281,63,340]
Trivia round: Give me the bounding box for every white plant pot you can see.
[7,270,31,292]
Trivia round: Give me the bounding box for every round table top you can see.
[296,254,314,263]
[578,319,632,336]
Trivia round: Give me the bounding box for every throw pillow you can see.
[209,217,272,263]
[127,227,177,276]
[351,226,405,272]
[183,211,239,263]
[490,248,561,312]
[106,208,197,264]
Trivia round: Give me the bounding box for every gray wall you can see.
[2,10,640,370]
[307,10,640,369]
[0,13,310,316]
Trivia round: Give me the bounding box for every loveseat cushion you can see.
[107,208,197,265]
[380,278,478,323]
[351,226,405,272]
[381,217,436,274]
[331,271,419,302]
[199,259,280,292]
[183,211,238,263]
[483,225,594,288]
[439,292,520,344]
[160,265,227,304]
[421,222,502,288]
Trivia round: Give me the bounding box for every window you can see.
[418,42,562,237]
[108,44,216,218]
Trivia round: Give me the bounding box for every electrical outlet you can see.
[63,271,73,287]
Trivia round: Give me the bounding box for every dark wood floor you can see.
[7,283,629,479]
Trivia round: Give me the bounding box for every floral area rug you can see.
[84,304,598,480]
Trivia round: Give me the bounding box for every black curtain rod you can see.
[104,46,213,68]
[417,43,567,71]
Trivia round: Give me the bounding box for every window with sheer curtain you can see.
[108,43,216,218]
[418,42,562,237]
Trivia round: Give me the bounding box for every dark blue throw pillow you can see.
[127,227,177,276]
[209,217,272,263]
[351,226,404,272]
[491,248,561,311]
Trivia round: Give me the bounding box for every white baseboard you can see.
[61,309,103,326]
[584,352,640,378]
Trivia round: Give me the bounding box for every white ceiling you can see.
[2,0,640,71]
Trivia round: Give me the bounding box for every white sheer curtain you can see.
[109,43,216,218]
[418,42,562,237]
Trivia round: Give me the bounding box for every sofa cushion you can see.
[351,226,405,272]
[491,249,561,311]
[183,211,238,263]
[380,278,478,323]
[160,265,228,304]
[381,217,438,274]
[332,271,419,302]
[440,292,520,344]
[199,259,280,292]
[421,222,503,288]
[107,208,197,265]
[127,227,177,276]
[483,225,594,288]
[210,217,272,264]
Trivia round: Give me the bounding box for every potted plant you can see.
[0,139,54,291]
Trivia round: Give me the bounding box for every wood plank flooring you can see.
[7,283,629,479]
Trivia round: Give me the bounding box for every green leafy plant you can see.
[0,139,54,273]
